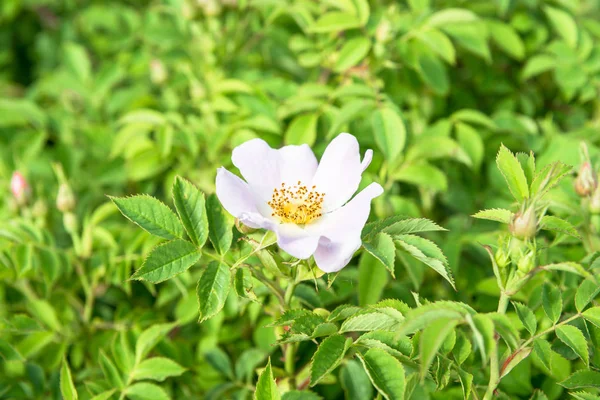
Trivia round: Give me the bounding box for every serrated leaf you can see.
[100,351,124,389]
[125,382,170,400]
[206,194,234,255]
[397,301,472,335]
[310,335,351,386]
[235,268,258,301]
[420,318,459,380]
[340,311,401,333]
[555,325,589,366]
[496,144,529,201]
[131,240,201,283]
[396,234,454,289]
[254,358,280,400]
[172,177,209,247]
[340,359,373,400]
[132,357,186,382]
[135,323,176,364]
[363,216,446,240]
[533,339,553,372]
[513,302,537,336]
[334,37,371,72]
[539,216,580,238]
[472,209,513,224]
[197,262,231,322]
[540,262,591,279]
[582,306,600,328]
[542,283,562,324]
[371,107,406,164]
[357,348,405,400]
[500,347,531,379]
[60,359,78,400]
[560,370,600,389]
[363,232,396,277]
[110,195,183,240]
[576,279,600,312]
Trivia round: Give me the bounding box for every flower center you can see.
[268,181,324,225]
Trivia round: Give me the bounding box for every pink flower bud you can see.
[574,162,597,197]
[10,172,30,205]
[509,207,537,240]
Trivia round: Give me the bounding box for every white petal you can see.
[310,182,383,272]
[278,144,318,185]
[232,139,280,203]
[311,133,364,212]
[361,149,373,172]
[275,223,320,259]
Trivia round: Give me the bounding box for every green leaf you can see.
[205,347,234,379]
[544,6,578,48]
[206,194,234,255]
[456,122,484,170]
[125,382,170,400]
[415,29,455,64]
[363,216,446,240]
[427,8,478,26]
[90,390,116,400]
[488,21,525,60]
[539,216,580,238]
[358,252,389,306]
[310,335,351,386]
[235,268,258,301]
[358,348,405,400]
[254,358,280,400]
[340,359,374,400]
[417,52,449,95]
[131,240,201,283]
[135,323,176,364]
[521,55,556,80]
[397,301,472,335]
[442,24,490,62]
[582,307,600,328]
[452,109,496,130]
[555,325,589,366]
[499,347,532,378]
[394,162,448,191]
[542,283,563,324]
[396,234,455,290]
[371,107,406,164]
[132,357,186,382]
[60,359,78,400]
[533,339,553,372]
[560,370,600,389]
[99,351,124,389]
[281,391,321,400]
[540,262,591,279]
[285,112,319,146]
[172,177,209,247]
[472,209,513,224]
[513,302,537,336]
[496,144,529,200]
[0,338,24,361]
[576,278,600,312]
[118,109,166,126]
[197,262,231,322]
[363,232,396,277]
[420,318,459,380]
[110,195,184,240]
[340,311,401,333]
[64,42,91,83]
[335,37,371,72]
[309,12,362,33]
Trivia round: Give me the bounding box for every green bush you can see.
[2,0,600,399]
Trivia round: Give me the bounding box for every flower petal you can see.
[275,223,320,259]
[231,139,280,203]
[278,144,318,185]
[311,133,368,212]
[361,149,373,172]
[310,182,383,272]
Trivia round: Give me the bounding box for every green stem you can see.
[520,313,581,349]
[483,291,510,400]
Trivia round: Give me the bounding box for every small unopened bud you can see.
[10,172,30,206]
[494,248,510,269]
[31,199,48,218]
[63,212,78,233]
[574,162,597,197]
[375,20,391,42]
[517,251,535,276]
[150,59,167,85]
[591,186,600,214]
[235,219,257,235]
[509,207,537,240]
[57,183,76,212]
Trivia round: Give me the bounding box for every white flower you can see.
[216,133,383,273]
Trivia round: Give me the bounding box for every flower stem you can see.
[483,291,510,400]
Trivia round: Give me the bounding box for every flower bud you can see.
[494,248,510,269]
[63,212,78,233]
[590,186,600,215]
[517,251,535,276]
[31,199,48,218]
[10,171,30,206]
[57,183,76,212]
[509,207,537,240]
[574,162,597,197]
[235,219,257,235]
[150,59,167,85]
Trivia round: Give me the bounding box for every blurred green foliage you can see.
[2,0,600,399]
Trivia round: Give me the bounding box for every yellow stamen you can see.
[267,181,324,224]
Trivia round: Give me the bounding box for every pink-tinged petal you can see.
[275,223,320,259]
[361,149,373,172]
[311,133,365,212]
[310,182,383,272]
